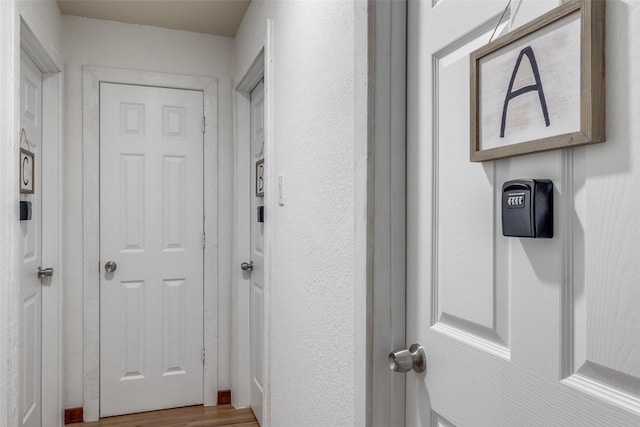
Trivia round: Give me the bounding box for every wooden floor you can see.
[66,405,259,427]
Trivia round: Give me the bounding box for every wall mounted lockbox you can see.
[20,201,32,221]
[502,179,553,238]
[257,206,264,223]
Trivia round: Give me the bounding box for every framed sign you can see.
[20,148,35,194]
[470,0,605,162]
[255,158,265,197]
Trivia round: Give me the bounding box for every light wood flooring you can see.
[66,405,258,427]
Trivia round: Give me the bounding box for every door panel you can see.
[100,83,204,417]
[20,51,42,427]
[570,0,640,396]
[406,0,640,425]
[119,154,145,252]
[250,80,265,425]
[433,25,504,340]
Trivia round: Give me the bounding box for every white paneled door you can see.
[405,0,640,425]
[20,51,42,427]
[100,83,204,417]
[249,80,265,425]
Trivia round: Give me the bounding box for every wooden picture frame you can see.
[470,0,605,162]
[255,158,265,197]
[20,148,35,194]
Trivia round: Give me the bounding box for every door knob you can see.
[241,261,254,271]
[37,267,54,279]
[105,261,117,273]
[389,343,426,373]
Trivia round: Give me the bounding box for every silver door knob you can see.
[389,343,426,373]
[241,261,254,271]
[105,261,117,273]
[37,267,54,279]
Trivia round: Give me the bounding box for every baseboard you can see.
[217,389,232,405]
[64,407,83,424]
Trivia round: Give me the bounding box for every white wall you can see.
[234,1,367,425]
[17,0,63,60]
[0,1,63,424]
[61,16,236,408]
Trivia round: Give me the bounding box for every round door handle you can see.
[37,267,54,279]
[105,261,117,273]
[389,343,426,373]
[241,261,253,271]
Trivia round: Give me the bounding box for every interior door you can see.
[99,83,204,417]
[20,50,43,427]
[405,0,640,425]
[249,80,265,425]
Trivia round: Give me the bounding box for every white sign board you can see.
[20,148,35,194]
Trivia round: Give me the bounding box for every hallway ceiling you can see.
[56,0,251,37]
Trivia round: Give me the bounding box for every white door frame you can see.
[366,0,407,426]
[232,20,273,424]
[82,66,219,421]
[20,18,64,427]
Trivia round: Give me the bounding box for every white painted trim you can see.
[232,49,263,408]
[231,21,274,425]
[20,19,61,73]
[20,17,64,427]
[0,2,20,425]
[82,66,219,421]
[261,21,274,426]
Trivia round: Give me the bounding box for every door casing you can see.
[0,11,62,427]
[21,18,64,427]
[232,20,273,424]
[366,1,408,426]
[82,66,219,421]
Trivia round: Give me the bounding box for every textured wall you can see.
[234,1,363,425]
[0,1,63,425]
[61,16,236,407]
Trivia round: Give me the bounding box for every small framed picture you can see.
[469,0,605,161]
[20,148,35,194]
[255,159,265,197]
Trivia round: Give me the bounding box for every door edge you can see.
[367,0,408,426]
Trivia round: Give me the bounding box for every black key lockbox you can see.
[502,179,553,238]
[20,201,32,221]
[257,206,264,223]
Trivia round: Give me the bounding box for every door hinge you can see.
[202,117,206,134]
[202,232,206,249]
[202,347,205,364]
